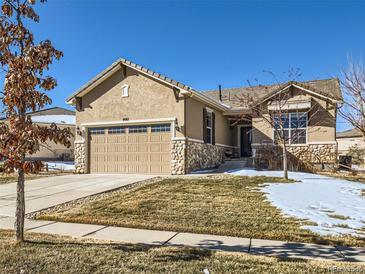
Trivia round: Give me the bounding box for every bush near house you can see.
[347,144,365,166]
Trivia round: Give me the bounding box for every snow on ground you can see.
[31,115,75,125]
[44,161,75,171]
[228,169,365,237]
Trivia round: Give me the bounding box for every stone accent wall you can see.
[253,143,337,171]
[74,142,86,173]
[171,140,186,175]
[186,141,226,173]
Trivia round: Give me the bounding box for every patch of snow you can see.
[44,161,75,171]
[352,164,365,172]
[31,115,75,125]
[228,169,365,237]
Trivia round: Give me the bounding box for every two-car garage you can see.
[88,123,172,174]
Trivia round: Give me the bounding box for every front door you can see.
[240,127,252,157]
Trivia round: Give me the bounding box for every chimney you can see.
[218,85,222,101]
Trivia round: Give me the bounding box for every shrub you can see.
[347,144,365,165]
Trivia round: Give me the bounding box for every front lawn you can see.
[1,230,364,274]
[36,175,365,247]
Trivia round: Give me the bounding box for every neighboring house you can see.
[337,128,365,155]
[1,107,76,161]
[66,58,342,175]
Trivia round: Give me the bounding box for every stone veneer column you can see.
[74,141,86,173]
[171,140,186,175]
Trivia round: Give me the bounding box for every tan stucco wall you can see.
[185,97,234,147]
[337,137,365,154]
[252,88,337,144]
[76,67,185,140]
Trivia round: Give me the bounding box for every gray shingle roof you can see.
[203,78,342,108]
[337,128,363,138]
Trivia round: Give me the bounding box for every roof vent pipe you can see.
[219,85,222,101]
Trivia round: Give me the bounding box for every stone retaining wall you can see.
[253,143,337,171]
[186,141,226,173]
[74,142,86,173]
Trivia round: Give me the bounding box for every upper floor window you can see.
[121,84,129,97]
[273,112,307,144]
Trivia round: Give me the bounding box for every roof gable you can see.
[66,57,228,112]
[203,78,342,108]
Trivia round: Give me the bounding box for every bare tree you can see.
[339,60,365,138]
[231,71,322,179]
[0,0,72,243]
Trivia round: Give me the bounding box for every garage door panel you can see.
[89,125,171,174]
[138,144,148,152]
[161,144,170,152]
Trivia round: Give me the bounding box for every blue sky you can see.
[8,1,365,131]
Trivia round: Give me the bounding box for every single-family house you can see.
[0,107,76,161]
[66,58,342,174]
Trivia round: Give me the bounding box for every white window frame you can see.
[273,112,307,145]
[121,84,129,97]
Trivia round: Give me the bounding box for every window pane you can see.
[89,128,105,135]
[290,112,307,128]
[129,126,147,133]
[282,114,289,128]
[206,112,212,128]
[151,124,171,132]
[206,128,212,144]
[274,114,289,129]
[298,113,307,128]
[108,127,126,134]
[292,129,306,144]
[274,129,289,143]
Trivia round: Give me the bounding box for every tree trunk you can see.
[15,168,25,243]
[282,144,288,180]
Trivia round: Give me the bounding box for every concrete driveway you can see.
[0,174,156,217]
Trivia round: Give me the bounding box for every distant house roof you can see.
[337,128,363,139]
[0,107,75,125]
[28,107,75,116]
[203,78,342,108]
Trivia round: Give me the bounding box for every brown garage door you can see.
[88,124,171,174]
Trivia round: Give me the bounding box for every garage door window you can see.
[129,126,147,133]
[89,128,105,135]
[108,127,126,134]
[151,124,171,132]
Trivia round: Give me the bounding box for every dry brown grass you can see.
[318,171,365,184]
[36,175,365,247]
[1,230,365,274]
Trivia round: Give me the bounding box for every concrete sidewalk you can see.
[1,217,364,263]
